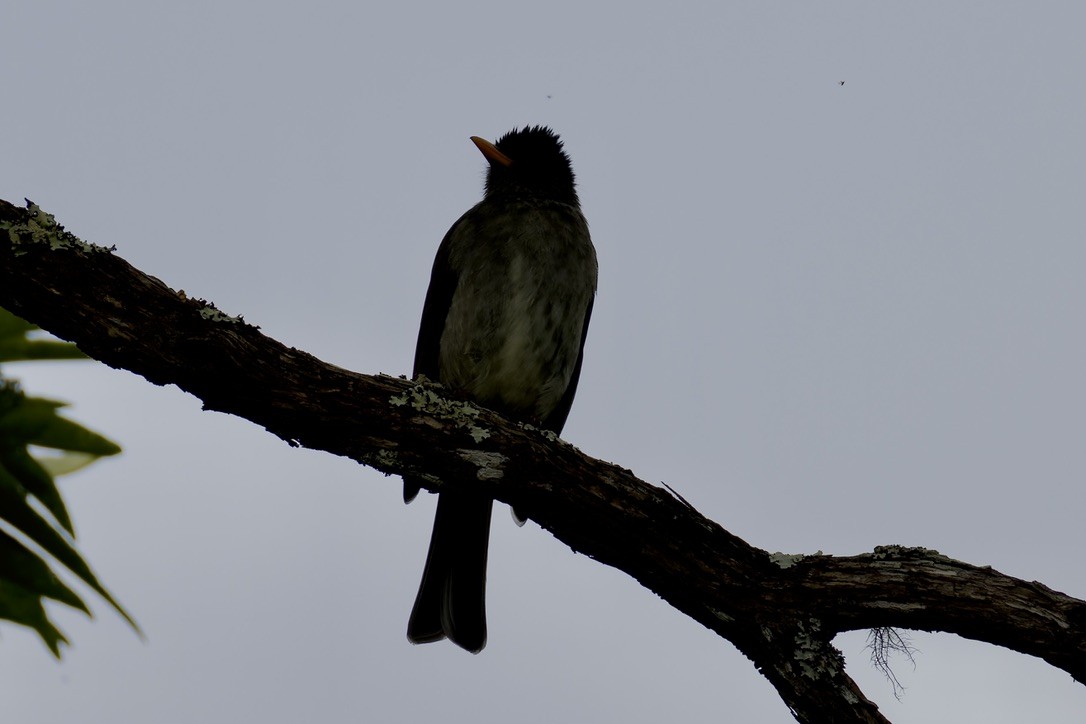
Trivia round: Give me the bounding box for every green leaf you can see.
[0,397,121,456]
[0,340,88,363]
[0,306,135,653]
[0,309,35,338]
[0,445,74,534]
[0,529,88,612]
[29,415,122,456]
[0,477,139,634]
[34,451,100,477]
[0,579,70,657]
[0,309,85,363]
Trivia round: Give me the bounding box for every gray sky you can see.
[3,2,1085,722]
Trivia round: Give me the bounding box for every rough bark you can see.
[2,198,1083,723]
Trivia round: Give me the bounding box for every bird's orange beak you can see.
[471,136,514,168]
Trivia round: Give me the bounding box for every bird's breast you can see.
[438,203,596,422]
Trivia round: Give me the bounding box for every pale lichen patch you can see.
[2,200,114,255]
[458,449,507,480]
[536,427,560,442]
[872,545,946,561]
[770,552,806,569]
[793,617,844,682]
[390,380,492,444]
[467,425,490,443]
[198,306,245,324]
[769,550,824,569]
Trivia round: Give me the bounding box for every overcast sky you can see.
[3,3,1085,722]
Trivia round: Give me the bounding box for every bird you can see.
[405,126,597,653]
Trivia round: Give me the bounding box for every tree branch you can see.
[2,199,1083,722]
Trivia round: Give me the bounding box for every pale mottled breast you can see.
[438,199,597,423]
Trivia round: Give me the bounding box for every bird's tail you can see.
[407,491,492,653]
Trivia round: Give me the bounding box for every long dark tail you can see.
[407,491,492,653]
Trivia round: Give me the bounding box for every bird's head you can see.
[472,126,578,205]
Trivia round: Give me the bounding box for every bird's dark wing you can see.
[412,223,461,379]
[404,221,461,503]
[405,214,493,654]
[541,294,595,435]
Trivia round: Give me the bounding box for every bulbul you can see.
[405,126,597,653]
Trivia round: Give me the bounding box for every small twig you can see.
[866,627,918,701]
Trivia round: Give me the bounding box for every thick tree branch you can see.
[2,199,1084,723]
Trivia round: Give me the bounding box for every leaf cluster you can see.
[0,307,136,655]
